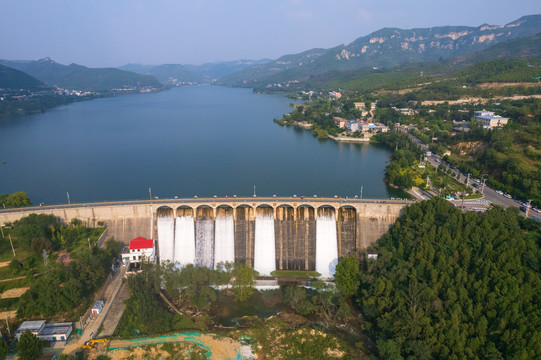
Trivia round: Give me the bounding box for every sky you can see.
[0,0,540,68]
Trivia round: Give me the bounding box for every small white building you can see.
[474,110,509,128]
[16,320,46,340]
[91,300,105,315]
[122,236,156,264]
[38,322,73,342]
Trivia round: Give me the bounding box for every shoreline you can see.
[328,134,370,143]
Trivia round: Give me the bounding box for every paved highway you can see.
[406,131,539,217]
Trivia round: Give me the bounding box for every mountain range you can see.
[217,14,541,88]
[118,59,271,85]
[2,14,541,94]
[0,58,162,92]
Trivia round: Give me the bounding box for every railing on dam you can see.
[0,197,413,273]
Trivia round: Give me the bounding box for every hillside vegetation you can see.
[354,198,541,359]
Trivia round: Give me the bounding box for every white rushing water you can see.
[214,215,235,268]
[174,216,196,267]
[157,215,175,264]
[195,220,215,268]
[315,215,339,278]
[254,214,276,275]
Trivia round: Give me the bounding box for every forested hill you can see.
[358,198,541,359]
[0,57,163,92]
[0,64,47,91]
[119,59,271,85]
[219,14,541,87]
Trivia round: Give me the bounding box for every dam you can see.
[0,197,411,276]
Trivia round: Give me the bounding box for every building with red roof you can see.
[122,236,156,265]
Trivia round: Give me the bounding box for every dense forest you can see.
[350,198,541,359]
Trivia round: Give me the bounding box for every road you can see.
[63,266,126,355]
[0,196,414,215]
[405,131,537,215]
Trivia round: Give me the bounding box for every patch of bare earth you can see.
[0,310,17,320]
[1,287,29,299]
[453,141,487,156]
[475,82,540,88]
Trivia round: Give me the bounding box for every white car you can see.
[495,190,503,195]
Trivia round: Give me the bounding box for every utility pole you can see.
[0,226,4,239]
[360,186,363,199]
[253,185,256,197]
[8,235,15,257]
[5,317,10,336]
[149,187,152,200]
[66,192,71,204]
[88,237,91,249]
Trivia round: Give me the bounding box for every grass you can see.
[270,270,321,278]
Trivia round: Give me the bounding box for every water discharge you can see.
[254,208,276,275]
[316,213,339,278]
[175,216,196,267]
[195,220,215,268]
[214,214,235,268]
[157,213,175,264]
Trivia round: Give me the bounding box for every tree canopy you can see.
[355,198,541,359]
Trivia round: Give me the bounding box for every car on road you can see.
[495,190,503,195]
[504,193,512,199]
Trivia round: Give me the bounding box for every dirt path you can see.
[0,273,41,283]
[0,262,11,268]
[108,333,241,360]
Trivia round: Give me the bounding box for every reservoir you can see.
[0,86,395,205]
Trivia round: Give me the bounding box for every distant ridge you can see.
[0,57,163,92]
[0,64,47,91]
[217,14,541,87]
[118,59,271,85]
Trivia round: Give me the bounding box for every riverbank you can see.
[328,134,370,143]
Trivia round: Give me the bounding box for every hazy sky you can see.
[1,0,540,68]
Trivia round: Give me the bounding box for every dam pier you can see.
[0,197,410,276]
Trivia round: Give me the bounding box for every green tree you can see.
[0,338,8,360]
[232,262,256,302]
[17,329,43,360]
[334,255,361,297]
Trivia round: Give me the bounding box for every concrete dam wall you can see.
[0,198,410,275]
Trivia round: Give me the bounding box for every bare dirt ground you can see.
[422,94,541,106]
[107,333,241,360]
[0,287,29,299]
[475,82,540,88]
[0,262,11,268]
[0,310,17,319]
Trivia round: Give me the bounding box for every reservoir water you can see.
[0,86,395,205]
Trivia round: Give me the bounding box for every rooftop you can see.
[39,322,72,335]
[16,320,46,334]
[129,237,154,250]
